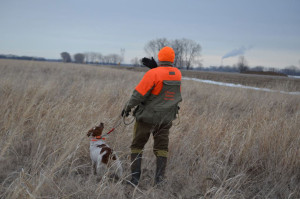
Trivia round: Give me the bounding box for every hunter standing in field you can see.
[122,46,182,186]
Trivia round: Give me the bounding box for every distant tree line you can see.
[130,57,142,67]
[84,52,123,64]
[194,56,300,76]
[280,65,300,76]
[1,49,299,76]
[0,54,46,61]
[60,52,123,65]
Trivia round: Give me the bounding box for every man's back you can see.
[134,66,182,124]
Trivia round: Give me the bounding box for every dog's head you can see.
[87,122,104,137]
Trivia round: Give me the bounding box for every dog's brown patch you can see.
[87,123,104,137]
[97,144,117,164]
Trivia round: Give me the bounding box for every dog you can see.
[87,122,123,180]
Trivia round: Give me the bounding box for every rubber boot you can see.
[129,153,142,186]
[154,156,167,185]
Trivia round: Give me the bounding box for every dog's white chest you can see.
[89,140,106,162]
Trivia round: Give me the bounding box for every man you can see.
[122,46,182,186]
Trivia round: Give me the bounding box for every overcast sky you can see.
[1,0,299,68]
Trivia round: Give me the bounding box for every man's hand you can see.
[142,57,158,69]
[121,109,131,117]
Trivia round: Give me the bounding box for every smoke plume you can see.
[222,46,252,59]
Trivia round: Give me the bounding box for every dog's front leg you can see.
[96,157,107,179]
[92,161,97,175]
[114,158,123,179]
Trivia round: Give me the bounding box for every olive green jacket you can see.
[125,66,182,125]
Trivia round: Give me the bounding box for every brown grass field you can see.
[0,59,299,199]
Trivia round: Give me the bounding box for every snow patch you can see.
[288,75,300,79]
[182,77,300,96]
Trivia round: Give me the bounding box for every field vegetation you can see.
[0,59,299,198]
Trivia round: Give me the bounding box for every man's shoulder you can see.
[144,68,157,76]
[172,67,182,78]
[173,67,181,74]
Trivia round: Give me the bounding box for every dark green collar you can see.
[158,61,173,66]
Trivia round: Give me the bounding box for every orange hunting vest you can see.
[133,66,182,124]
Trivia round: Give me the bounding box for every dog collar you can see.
[91,136,106,141]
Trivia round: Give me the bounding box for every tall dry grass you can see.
[0,59,299,199]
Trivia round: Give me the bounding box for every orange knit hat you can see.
[158,46,175,63]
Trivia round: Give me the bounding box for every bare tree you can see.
[60,52,71,63]
[84,52,92,63]
[96,53,103,63]
[237,56,248,73]
[179,38,201,70]
[116,53,124,64]
[171,39,184,68]
[84,52,104,64]
[90,52,98,63]
[110,54,118,64]
[105,54,123,64]
[74,53,85,64]
[144,38,169,59]
[102,55,109,64]
[81,51,124,65]
[107,54,123,64]
[131,57,141,67]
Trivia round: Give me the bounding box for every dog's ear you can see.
[98,123,104,135]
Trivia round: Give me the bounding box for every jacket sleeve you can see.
[124,71,155,111]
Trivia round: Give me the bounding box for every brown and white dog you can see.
[87,123,123,179]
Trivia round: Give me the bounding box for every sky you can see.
[1,0,299,68]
